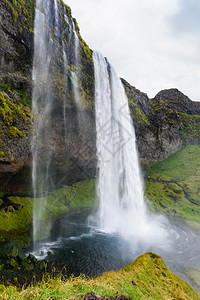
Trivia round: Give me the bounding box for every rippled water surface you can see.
[31,212,200,293]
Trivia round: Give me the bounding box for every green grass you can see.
[145,145,200,224]
[65,179,96,208]
[0,252,199,299]
[0,180,96,241]
[0,197,32,241]
[32,180,96,240]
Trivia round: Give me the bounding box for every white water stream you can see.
[32,0,82,243]
[91,51,168,245]
[32,0,55,243]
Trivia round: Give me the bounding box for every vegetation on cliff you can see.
[3,0,35,34]
[0,252,199,299]
[149,96,200,144]
[0,90,31,164]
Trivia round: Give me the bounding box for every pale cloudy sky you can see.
[65,0,200,100]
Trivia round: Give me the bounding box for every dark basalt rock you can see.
[122,79,200,163]
[154,88,200,115]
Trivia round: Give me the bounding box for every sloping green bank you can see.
[0,179,96,241]
[145,145,200,226]
[0,252,199,299]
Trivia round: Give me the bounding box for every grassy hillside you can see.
[0,252,199,299]
[145,145,200,226]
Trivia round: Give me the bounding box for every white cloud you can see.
[64,0,200,100]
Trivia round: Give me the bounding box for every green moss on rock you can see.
[128,97,150,126]
[178,112,200,142]
[0,197,32,241]
[34,179,96,240]
[8,126,24,138]
[0,91,31,160]
[0,180,96,241]
[3,0,35,33]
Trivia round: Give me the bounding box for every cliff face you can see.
[0,0,96,192]
[0,0,35,189]
[0,0,200,192]
[122,79,200,163]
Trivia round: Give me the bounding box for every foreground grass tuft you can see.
[1,252,199,299]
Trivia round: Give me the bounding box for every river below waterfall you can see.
[30,211,200,293]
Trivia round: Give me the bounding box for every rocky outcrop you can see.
[0,0,200,192]
[122,79,200,163]
[154,89,200,115]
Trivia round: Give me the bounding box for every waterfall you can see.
[63,48,68,138]
[54,0,59,30]
[71,21,82,109]
[32,0,55,243]
[32,0,71,242]
[91,51,166,241]
[32,0,87,243]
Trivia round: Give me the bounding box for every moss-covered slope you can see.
[145,145,200,225]
[0,179,96,241]
[1,252,199,299]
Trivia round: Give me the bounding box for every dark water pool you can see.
[30,211,200,293]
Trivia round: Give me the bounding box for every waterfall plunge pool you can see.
[30,211,200,293]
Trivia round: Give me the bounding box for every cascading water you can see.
[32,0,77,242]
[54,0,59,31]
[62,48,68,138]
[71,21,82,108]
[91,51,167,243]
[32,0,90,244]
[32,0,56,243]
